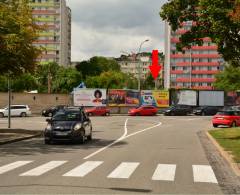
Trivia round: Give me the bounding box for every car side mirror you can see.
[46,118,52,123]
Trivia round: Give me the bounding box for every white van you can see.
[0,105,31,117]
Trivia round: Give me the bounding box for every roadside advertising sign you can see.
[141,90,169,107]
[126,90,140,106]
[177,90,197,106]
[74,89,107,106]
[108,90,126,106]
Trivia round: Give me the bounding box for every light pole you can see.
[8,74,11,129]
[136,39,149,91]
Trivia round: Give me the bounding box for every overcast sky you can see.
[66,0,167,61]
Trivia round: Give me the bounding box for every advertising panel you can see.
[74,89,107,106]
[126,90,140,106]
[225,91,240,106]
[199,91,224,106]
[108,90,126,106]
[141,90,169,107]
[176,90,197,106]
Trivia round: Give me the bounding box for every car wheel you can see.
[213,124,218,128]
[44,139,52,144]
[48,113,53,117]
[80,130,85,144]
[20,112,27,117]
[0,113,4,118]
[87,132,92,141]
[232,121,237,127]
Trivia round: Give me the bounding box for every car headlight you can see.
[73,123,82,131]
[165,110,171,112]
[46,123,52,131]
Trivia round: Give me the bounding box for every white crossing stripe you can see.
[193,165,218,183]
[0,161,33,174]
[152,164,176,181]
[63,161,103,177]
[107,162,139,179]
[20,161,67,176]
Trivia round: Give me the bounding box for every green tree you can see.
[0,75,8,92]
[12,73,38,92]
[85,71,137,89]
[52,67,82,93]
[76,56,120,79]
[0,0,40,75]
[160,0,240,66]
[214,63,240,91]
[35,62,60,93]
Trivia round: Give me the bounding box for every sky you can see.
[66,0,167,61]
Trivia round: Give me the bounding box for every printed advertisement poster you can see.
[74,89,107,106]
[126,90,140,106]
[225,91,240,106]
[177,90,197,106]
[141,90,169,107]
[108,90,126,106]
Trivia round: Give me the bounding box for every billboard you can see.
[171,90,197,106]
[108,90,140,106]
[74,89,107,106]
[141,90,169,107]
[199,91,224,106]
[225,91,240,106]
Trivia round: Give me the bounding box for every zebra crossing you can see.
[0,160,218,183]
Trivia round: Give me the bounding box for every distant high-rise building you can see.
[30,0,71,66]
[164,22,224,90]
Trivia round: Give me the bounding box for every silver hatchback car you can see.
[0,105,31,117]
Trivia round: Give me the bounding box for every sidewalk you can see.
[0,129,42,145]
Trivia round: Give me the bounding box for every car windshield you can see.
[216,111,235,116]
[52,112,82,121]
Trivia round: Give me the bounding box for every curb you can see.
[206,131,240,176]
[0,133,42,145]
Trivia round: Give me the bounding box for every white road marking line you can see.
[83,118,162,160]
[0,161,33,174]
[83,119,129,160]
[107,162,139,179]
[63,161,103,177]
[193,165,218,183]
[152,164,176,181]
[20,161,67,176]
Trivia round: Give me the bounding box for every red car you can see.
[212,111,240,128]
[85,107,110,116]
[128,106,158,116]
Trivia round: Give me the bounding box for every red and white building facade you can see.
[164,21,224,90]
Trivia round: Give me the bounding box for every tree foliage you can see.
[85,71,137,89]
[76,56,120,79]
[214,63,240,91]
[0,0,40,75]
[160,0,240,66]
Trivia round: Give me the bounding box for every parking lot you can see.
[0,115,229,194]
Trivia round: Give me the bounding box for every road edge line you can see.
[206,131,240,176]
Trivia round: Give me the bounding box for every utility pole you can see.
[137,39,149,91]
[190,47,192,89]
[8,75,11,129]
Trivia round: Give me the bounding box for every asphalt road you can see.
[0,115,223,194]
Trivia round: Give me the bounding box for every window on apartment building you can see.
[208,66,212,71]
[171,66,176,70]
[207,83,212,86]
[208,58,212,62]
[199,83,203,86]
[207,74,212,78]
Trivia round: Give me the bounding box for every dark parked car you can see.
[163,105,192,116]
[193,106,221,116]
[42,105,66,117]
[44,108,92,144]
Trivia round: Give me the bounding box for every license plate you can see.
[55,132,69,136]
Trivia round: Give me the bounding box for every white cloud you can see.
[67,0,167,61]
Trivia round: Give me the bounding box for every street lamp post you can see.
[8,75,11,129]
[136,39,149,91]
